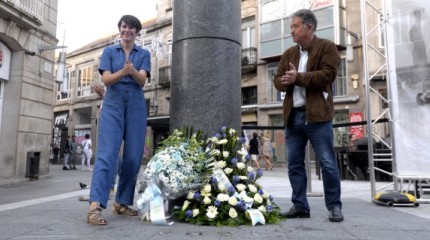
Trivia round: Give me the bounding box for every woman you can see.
[260,132,273,170]
[87,14,151,225]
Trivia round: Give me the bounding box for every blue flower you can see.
[215,133,221,139]
[247,172,255,181]
[230,157,238,165]
[194,192,201,200]
[185,210,193,218]
[238,200,247,211]
[245,154,251,161]
[210,177,218,184]
[221,126,227,132]
[228,186,236,196]
[232,175,240,184]
[266,205,273,212]
[269,195,274,201]
[256,168,263,177]
[214,200,221,207]
[258,189,264,195]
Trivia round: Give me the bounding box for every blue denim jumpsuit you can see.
[90,44,150,208]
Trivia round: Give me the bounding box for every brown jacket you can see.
[273,36,340,125]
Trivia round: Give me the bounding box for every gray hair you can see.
[292,9,318,32]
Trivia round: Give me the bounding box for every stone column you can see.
[170,0,242,136]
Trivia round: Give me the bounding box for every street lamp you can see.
[38,44,68,84]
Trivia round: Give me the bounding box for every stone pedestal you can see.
[170,0,242,136]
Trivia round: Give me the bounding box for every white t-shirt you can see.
[82,139,92,150]
[293,47,308,107]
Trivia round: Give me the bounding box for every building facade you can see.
[52,0,390,169]
[0,0,59,183]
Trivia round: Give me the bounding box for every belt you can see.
[292,106,306,111]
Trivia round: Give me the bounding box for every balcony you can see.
[0,0,44,28]
[241,47,257,74]
[158,66,171,87]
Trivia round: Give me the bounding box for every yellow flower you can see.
[236,162,245,170]
[236,183,246,192]
[229,208,238,218]
[258,205,266,213]
[224,168,233,175]
[192,209,200,217]
[202,184,212,193]
[182,200,190,210]
[228,196,238,206]
[187,191,195,200]
[254,193,263,204]
[203,196,211,205]
[248,184,257,193]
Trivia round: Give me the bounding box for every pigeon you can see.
[79,182,88,189]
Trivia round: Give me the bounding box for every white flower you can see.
[210,137,219,144]
[228,196,238,206]
[218,139,228,145]
[236,162,245,170]
[206,206,218,219]
[203,196,212,205]
[254,193,263,204]
[224,168,233,175]
[247,166,254,172]
[216,193,230,202]
[187,191,195,200]
[213,149,221,156]
[192,209,200,217]
[237,149,246,156]
[258,205,267,213]
[229,128,236,135]
[229,208,238,218]
[201,191,212,197]
[262,192,270,199]
[222,151,229,158]
[202,184,212,193]
[217,182,226,191]
[182,200,190,210]
[248,184,257,193]
[239,176,247,180]
[236,183,246,192]
[217,161,226,168]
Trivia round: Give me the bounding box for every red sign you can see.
[349,112,364,139]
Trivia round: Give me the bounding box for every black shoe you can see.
[282,206,310,218]
[329,206,344,222]
[63,166,68,170]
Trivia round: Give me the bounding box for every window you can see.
[242,86,257,105]
[242,27,256,49]
[56,70,70,101]
[333,58,347,97]
[260,20,282,42]
[77,65,94,97]
[267,62,283,103]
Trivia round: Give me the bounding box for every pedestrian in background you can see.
[69,135,78,170]
[248,132,260,169]
[273,9,343,222]
[62,136,72,170]
[260,131,273,170]
[81,134,93,171]
[87,14,150,226]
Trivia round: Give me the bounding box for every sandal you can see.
[87,207,107,225]
[113,202,138,216]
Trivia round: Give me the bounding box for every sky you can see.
[56,0,157,52]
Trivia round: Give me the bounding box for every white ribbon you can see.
[246,209,265,226]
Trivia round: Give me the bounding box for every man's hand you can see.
[280,63,298,86]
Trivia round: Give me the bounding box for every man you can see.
[70,135,78,170]
[273,9,343,222]
[63,136,72,170]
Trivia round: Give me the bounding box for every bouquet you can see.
[173,126,282,226]
[136,128,216,221]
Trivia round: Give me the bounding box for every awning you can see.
[241,113,257,123]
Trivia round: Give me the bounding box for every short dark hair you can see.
[292,9,318,32]
[118,15,142,33]
[85,134,90,139]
